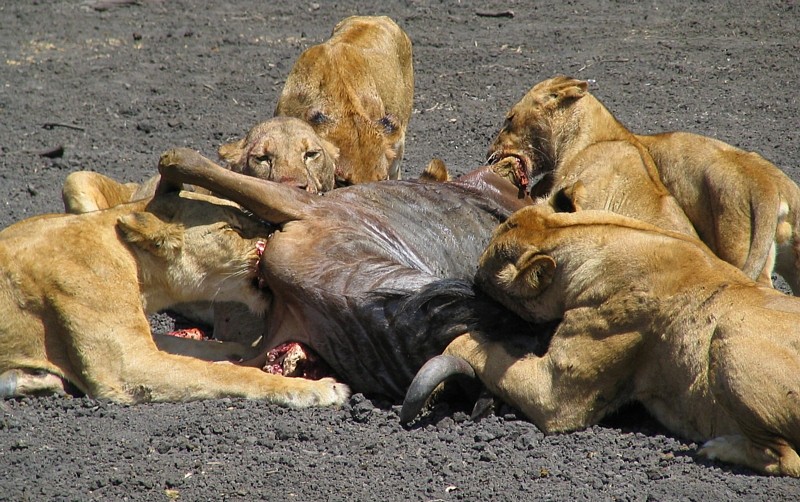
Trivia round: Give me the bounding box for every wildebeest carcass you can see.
[157,148,541,400]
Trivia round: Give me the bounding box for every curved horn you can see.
[158,148,314,224]
[399,354,477,424]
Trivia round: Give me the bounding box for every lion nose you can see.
[276,176,311,192]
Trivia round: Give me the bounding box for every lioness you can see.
[217,116,339,193]
[406,205,800,476]
[0,186,348,406]
[637,131,799,289]
[487,77,697,238]
[489,75,800,291]
[275,15,414,185]
[63,116,338,215]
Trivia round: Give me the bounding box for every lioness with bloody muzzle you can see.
[488,75,800,292]
[486,77,697,239]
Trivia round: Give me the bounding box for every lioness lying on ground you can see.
[404,204,800,476]
[486,77,697,237]
[275,15,414,185]
[62,116,338,214]
[488,75,800,291]
[0,184,348,406]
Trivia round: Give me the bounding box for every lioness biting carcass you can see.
[488,75,800,291]
[404,205,800,476]
[157,148,538,399]
[275,15,414,185]
[487,77,697,238]
[0,186,348,406]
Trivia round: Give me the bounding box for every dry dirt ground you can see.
[2,0,800,500]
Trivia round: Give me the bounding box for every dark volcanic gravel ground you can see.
[1,1,800,500]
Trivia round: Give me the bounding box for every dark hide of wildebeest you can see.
[157,148,543,400]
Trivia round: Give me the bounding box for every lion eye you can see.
[378,115,398,134]
[252,154,272,166]
[304,150,321,162]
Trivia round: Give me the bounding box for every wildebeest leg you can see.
[158,148,315,224]
[152,333,257,362]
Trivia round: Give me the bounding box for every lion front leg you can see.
[69,322,349,407]
[443,327,638,434]
[442,333,590,433]
[122,349,350,408]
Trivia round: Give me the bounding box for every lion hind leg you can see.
[699,435,800,477]
[708,328,800,476]
[0,369,67,398]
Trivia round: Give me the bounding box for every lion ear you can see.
[551,180,587,213]
[552,78,588,103]
[218,138,247,169]
[495,249,556,295]
[378,114,401,137]
[419,158,450,182]
[117,212,184,257]
[514,250,557,293]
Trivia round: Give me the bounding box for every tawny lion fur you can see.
[445,205,800,476]
[489,75,800,291]
[0,189,348,406]
[275,15,414,185]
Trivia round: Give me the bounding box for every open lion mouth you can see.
[487,151,530,192]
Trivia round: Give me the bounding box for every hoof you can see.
[0,370,18,398]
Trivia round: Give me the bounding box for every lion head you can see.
[487,76,589,185]
[218,117,339,193]
[117,191,273,314]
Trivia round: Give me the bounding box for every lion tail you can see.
[741,191,784,284]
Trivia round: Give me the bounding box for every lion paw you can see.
[306,377,350,407]
[698,435,753,468]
